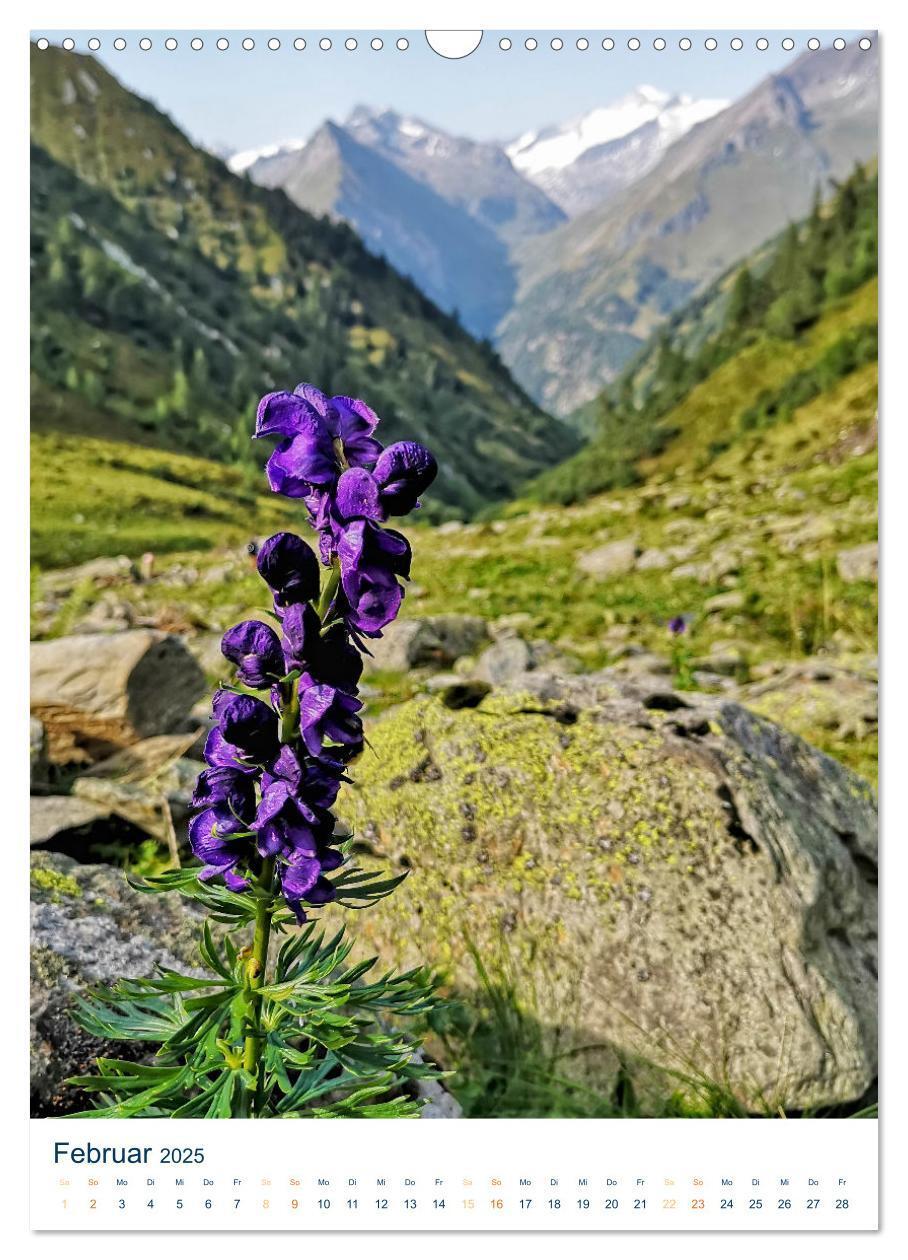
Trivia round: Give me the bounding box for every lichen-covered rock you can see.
[336,672,877,1111]
[31,630,206,761]
[30,851,207,1114]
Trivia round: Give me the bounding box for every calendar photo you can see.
[29,24,878,1156]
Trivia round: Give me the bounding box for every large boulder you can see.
[336,671,877,1112]
[31,630,206,761]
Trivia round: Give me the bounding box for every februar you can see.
[54,1142,152,1164]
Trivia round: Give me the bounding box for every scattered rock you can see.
[71,593,138,635]
[363,616,488,674]
[836,543,878,584]
[635,548,671,571]
[30,796,116,848]
[474,636,535,685]
[31,631,206,761]
[576,538,638,579]
[339,674,877,1111]
[39,555,134,598]
[704,591,746,614]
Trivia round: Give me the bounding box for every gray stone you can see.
[474,636,535,685]
[576,538,638,579]
[30,796,115,847]
[30,851,209,1113]
[31,630,206,760]
[704,591,746,613]
[39,555,134,598]
[836,543,878,583]
[338,673,877,1112]
[635,547,671,572]
[363,616,488,673]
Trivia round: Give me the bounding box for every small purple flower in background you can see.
[188,381,437,921]
[667,614,689,636]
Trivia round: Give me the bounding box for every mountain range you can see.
[500,41,879,413]
[30,44,578,521]
[506,85,729,215]
[233,43,878,416]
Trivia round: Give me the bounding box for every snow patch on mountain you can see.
[508,86,727,176]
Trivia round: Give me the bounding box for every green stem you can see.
[317,561,341,621]
[242,856,275,1114]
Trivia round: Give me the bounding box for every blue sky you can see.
[38,30,869,152]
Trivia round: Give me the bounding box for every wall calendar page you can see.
[23,12,883,1246]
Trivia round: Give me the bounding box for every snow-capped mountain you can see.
[507,86,729,215]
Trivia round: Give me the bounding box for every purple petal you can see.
[221,620,284,688]
[255,391,323,440]
[335,467,384,522]
[257,533,321,607]
[373,441,438,515]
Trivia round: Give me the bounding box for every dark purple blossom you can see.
[667,615,689,636]
[189,806,252,889]
[212,691,280,764]
[221,620,284,688]
[256,532,320,608]
[255,384,383,499]
[337,520,411,636]
[298,679,363,758]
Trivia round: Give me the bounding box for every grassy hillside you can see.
[30,44,577,520]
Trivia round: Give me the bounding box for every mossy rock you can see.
[335,672,877,1111]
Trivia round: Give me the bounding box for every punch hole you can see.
[425,31,482,59]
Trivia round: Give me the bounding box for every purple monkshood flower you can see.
[334,442,437,524]
[280,850,343,924]
[189,806,253,890]
[255,384,383,498]
[212,691,280,764]
[189,380,435,917]
[336,520,411,636]
[667,615,689,636]
[256,532,320,608]
[298,678,364,759]
[221,620,284,688]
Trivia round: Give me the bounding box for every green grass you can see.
[31,430,301,568]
